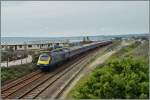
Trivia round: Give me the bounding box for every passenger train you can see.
[37,41,112,71]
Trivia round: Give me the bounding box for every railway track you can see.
[1,70,41,91]
[1,49,91,99]
[1,46,107,99]
[19,55,88,99]
[37,49,98,99]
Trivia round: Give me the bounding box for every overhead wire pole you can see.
[21,54,22,65]
[24,42,28,63]
[6,43,9,67]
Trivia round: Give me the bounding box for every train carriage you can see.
[37,41,112,71]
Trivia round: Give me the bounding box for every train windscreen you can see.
[40,55,50,61]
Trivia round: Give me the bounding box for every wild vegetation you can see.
[1,50,28,62]
[69,39,149,99]
[1,64,37,84]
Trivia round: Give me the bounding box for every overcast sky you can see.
[1,1,149,37]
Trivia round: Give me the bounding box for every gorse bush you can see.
[71,58,149,99]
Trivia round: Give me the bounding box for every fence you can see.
[1,55,32,67]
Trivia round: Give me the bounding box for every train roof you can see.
[50,41,111,53]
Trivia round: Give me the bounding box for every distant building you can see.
[1,40,70,51]
[1,43,48,51]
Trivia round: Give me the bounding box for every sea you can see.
[1,34,148,45]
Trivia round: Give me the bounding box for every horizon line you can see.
[1,33,149,38]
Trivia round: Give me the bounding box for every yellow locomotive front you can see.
[37,54,51,70]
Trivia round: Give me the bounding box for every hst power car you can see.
[37,41,112,71]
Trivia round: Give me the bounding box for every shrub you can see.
[71,58,149,99]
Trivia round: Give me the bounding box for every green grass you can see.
[1,63,37,83]
[69,40,149,99]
